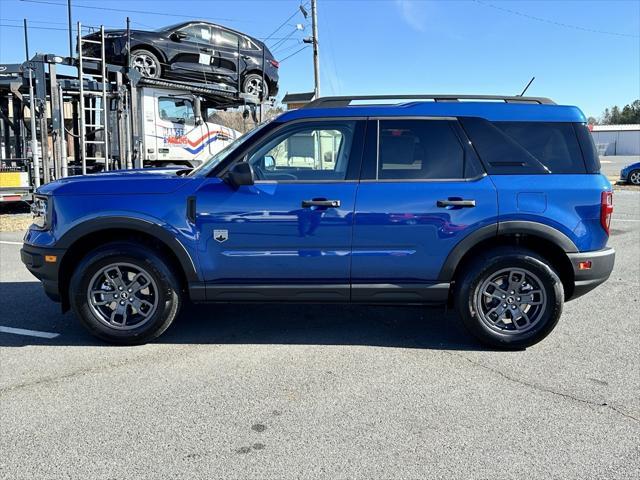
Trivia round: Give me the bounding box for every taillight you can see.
[269,59,280,68]
[600,191,613,235]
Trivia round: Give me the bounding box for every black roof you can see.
[282,92,316,104]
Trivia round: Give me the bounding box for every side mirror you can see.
[264,155,275,171]
[226,162,254,188]
[193,96,203,126]
[171,31,188,41]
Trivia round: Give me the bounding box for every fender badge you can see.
[214,229,228,243]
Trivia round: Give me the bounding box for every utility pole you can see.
[67,0,73,59]
[311,0,320,98]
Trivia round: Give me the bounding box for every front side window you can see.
[158,97,195,125]
[377,120,465,180]
[180,24,212,44]
[247,122,356,181]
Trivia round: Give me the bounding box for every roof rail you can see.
[303,94,556,108]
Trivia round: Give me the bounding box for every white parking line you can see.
[0,240,22,245]
[0,326,60,339]
[614,219,640,223]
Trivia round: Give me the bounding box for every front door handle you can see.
[436,199,476,208]
[200,47,213,53]
[302,199,341,208]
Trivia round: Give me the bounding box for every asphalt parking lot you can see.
[0,189,638,479]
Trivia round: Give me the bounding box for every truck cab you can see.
[139,87,239,168]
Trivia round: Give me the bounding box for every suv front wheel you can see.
[69,242,182,344]
[455,247,564,349]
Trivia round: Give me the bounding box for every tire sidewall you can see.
[456,249,564,348]
[242,74,269,99]
[130,49,161,79]
[70,243,180,344]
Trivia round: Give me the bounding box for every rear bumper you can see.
[20,244,65,302]
[566,247,615,300]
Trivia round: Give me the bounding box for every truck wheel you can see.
[69,242,181,344]
[454,247,564,349]
[130,49,161,79]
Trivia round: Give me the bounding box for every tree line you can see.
[588,99,640,125]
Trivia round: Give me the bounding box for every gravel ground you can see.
[0,191,638,480]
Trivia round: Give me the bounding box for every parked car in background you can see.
[82,22,279,98]
[619,161,640,185]
[22,94,615,349]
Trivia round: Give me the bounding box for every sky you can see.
[0,0,638,118]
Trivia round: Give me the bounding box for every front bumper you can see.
[566,247,615,300]
[20,244,66,302]
[619,169,629,182]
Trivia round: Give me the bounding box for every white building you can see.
[590,124,640,156]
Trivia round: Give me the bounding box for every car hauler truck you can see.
[0,23,261,200]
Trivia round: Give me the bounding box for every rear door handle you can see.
[437,199,476,208]
[200,48,213,53]
[302,199,341,208]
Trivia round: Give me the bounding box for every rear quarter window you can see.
[459,118,587,174]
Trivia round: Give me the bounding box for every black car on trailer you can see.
[82,21,279,98]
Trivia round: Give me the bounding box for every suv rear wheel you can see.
[69,242,181,344]
[455,247,564,349]
[242,73,269,99]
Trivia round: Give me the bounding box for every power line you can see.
[279,45,309,63]
[1,19,310,42]
[273,40,304,56]
[263,2,309,41]
[1,17,69,25]
[269,26,303,52]
[474,0,640,39]
[19,0,257,24]
[0,22,113,32]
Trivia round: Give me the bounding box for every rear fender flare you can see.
[438,221,578,282]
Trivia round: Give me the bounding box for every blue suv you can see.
[21,95,615,348]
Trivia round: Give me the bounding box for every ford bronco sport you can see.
[21,94,615,348]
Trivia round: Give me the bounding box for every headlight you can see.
[31,196,49,230]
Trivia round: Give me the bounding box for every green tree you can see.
[600,100,640,125]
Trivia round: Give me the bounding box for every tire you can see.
[454,246,564,349]
[242,73,269,99]
[69,242,181,344]
[130,49,162,79]
[628,169,640,185]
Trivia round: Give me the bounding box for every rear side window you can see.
[459,118,587,174]
[377,120,465,180]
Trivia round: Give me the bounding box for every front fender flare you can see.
[56,216,199,283]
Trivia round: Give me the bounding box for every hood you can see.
[38,168,194,196]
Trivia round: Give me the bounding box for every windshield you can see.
[156,22,187,32]
[189,121,271,176]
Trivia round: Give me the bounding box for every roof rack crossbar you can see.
[303,94,556,108]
